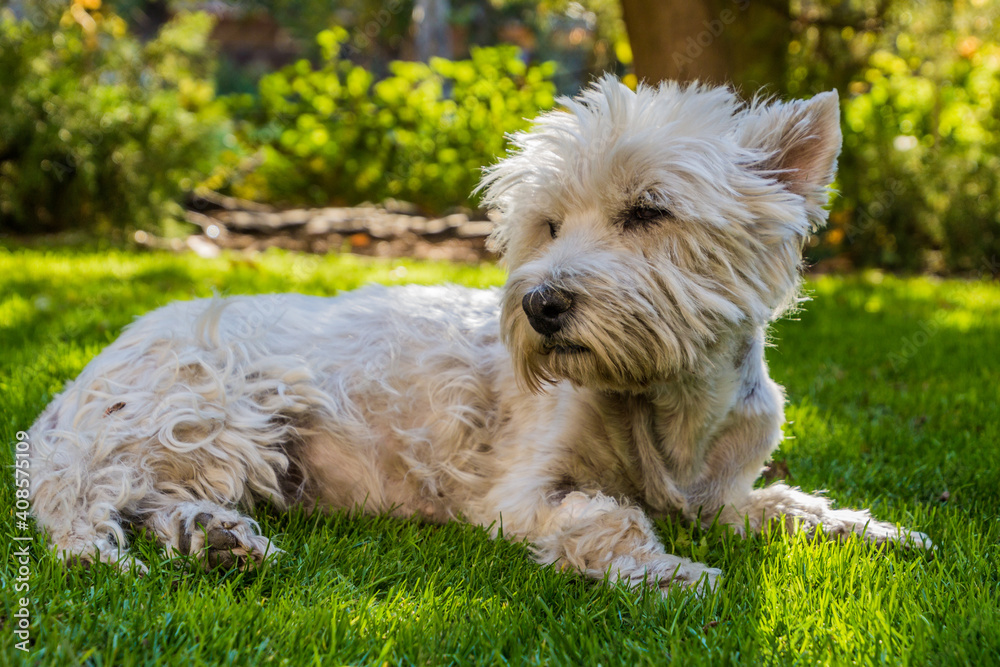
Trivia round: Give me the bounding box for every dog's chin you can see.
[520,339,658,393]
[541,341,591,356]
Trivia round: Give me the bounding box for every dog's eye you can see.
[623,205,672,231]
[545,219,559,239]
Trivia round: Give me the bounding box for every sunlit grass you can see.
[1,246,997,665]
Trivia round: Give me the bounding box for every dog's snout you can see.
[522,284,573,336]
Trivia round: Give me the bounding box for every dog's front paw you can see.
[658,560,722,597]
[65,550,149,576]
[805,505,934,550]
[619,556,722,597]
[178,510,281,570]
[865,521,934,550]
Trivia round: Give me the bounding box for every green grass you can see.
[1,246,998,666]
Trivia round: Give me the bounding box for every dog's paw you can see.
[113,554,151,575]
[59,538,149,576]
[620,556,722,597]
[865,521,934,550]
[897,528,934,549]
[658,561,722,597]
[177,510,281,570]
[817,507,933,550]
[66,551,150,575]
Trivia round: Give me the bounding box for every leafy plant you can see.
[0,1,229,235]
[222,28,556,212]
[788,0,1000,274]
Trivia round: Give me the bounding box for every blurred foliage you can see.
[2,0,998,274]
[0,0,229,235]
[785,0,1000,274]
[464,0,630,91]
[217,27,556,210]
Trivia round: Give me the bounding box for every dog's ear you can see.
[740,91,842,229]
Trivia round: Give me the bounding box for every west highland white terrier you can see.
[27,75,930,592]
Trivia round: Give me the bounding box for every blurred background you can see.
[1,0,998,273]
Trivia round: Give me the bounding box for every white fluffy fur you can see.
[28,76,930,590]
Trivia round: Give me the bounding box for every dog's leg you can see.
[717,483,933,548]
[692,429,934,548]
[530,492,721,595]
[28,399,150,573]
[686,351,932,548]
[143,499,280,570]
[688,409,932,548]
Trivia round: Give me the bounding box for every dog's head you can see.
[478,74,841,392]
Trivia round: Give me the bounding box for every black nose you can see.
[522,284,573,336]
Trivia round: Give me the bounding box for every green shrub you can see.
[788,1,1000,274]
[223,28,556,211]
[0,3,229,235]
[831,43,1000,273]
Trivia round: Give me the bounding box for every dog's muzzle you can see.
[522,284,574,336]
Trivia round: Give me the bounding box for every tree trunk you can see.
[413,0,453,61]
[620,0,735,85]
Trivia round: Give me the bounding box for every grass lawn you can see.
[1,245,998,665]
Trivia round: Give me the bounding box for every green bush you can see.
[832,44,1000,273]
[223,28,556,211]
[0,3,229,235]
[788,1,1000,274]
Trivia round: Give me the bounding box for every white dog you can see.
[28,75,930,592]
